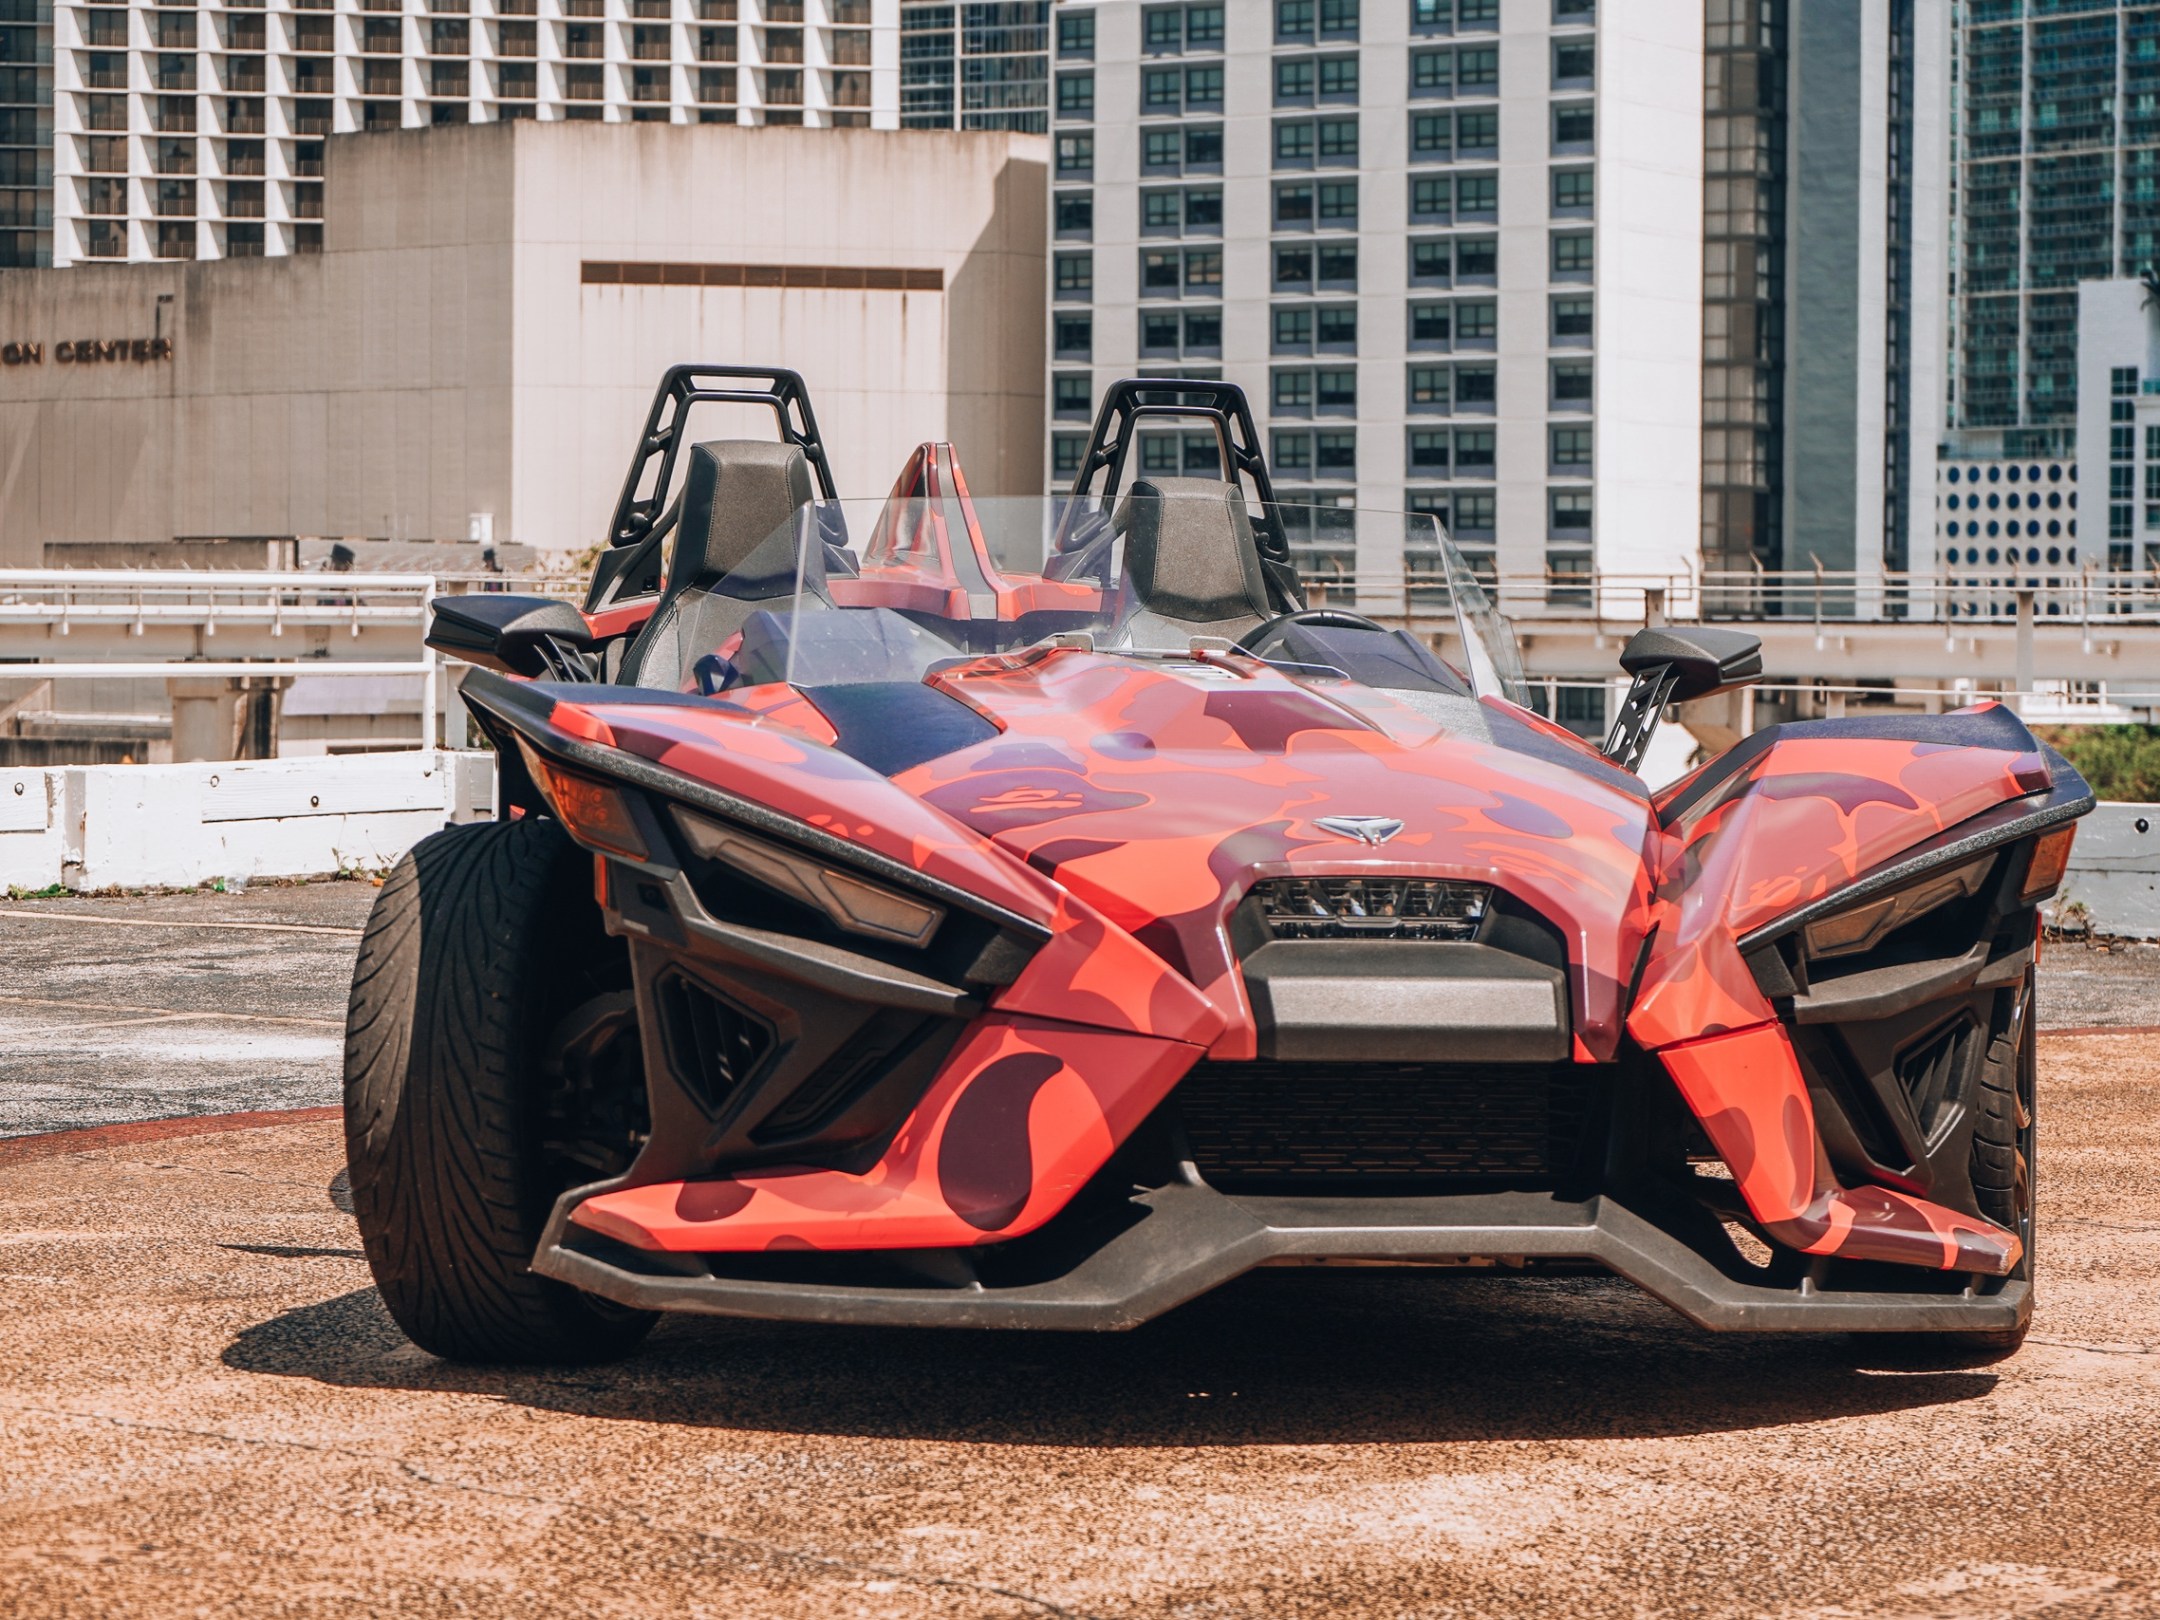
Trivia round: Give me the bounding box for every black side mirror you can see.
[429,594,595,681]
[1603,625,1763,773]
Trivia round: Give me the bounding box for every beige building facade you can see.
[0,117,1047,565]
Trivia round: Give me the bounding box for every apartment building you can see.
[0,0,900,268]
[1043,0,1702,631]
[898,0,1046,131]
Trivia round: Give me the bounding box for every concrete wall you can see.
[507,122,1047,545]
[0,120,1047,565]
[0,750,493,892]
[2055,802,2160,942]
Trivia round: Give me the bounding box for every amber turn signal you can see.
[2020,826,2076,903]
[514,737,649,862]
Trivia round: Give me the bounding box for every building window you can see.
[1144,66,1182,113]
[1552,426,1592,470]
[1454,490,1496,536]
[1185,247,1223,289]
[1552,167,1594,216]
[1056,191,1092,237]
[1457,365,1495,408]
[1054,252,1093,298]
[1278,0,1315,41]
[1054,312,1092,359]
[1318,242,1357,285]
[1142,249,1181,294]
[1187,124,1224,169]
[1551,295,1592,341]
[1186,64,1225,110]
[1277,120,1315,165]
[1186,188,1222,231]
[1454,427,1495,474]
[1552,359,1593,406]
[1456,237,1497,280]
[1319,55,1359,99]
[1058,10,1094,58]
[1057,134,1093,178]
[1408,429,1449,474]
[1551,490,1593,535]
[1553,101,1593,152]
[1552,232,1593,279]
[1409,302,1451,347]
[1274,368,1315,412]
[1554,38,1593,87]
[1276,183,1314,228]
[1144,7,1183,52]
[1457,173,1497,218]
[1277,58,1316,104]
[1410,111,1451,160]
[1053,434,1086,477]
[1408,365,1450,413]
[1317,180,1357,226]
[1459,45,1497,89]
[1410,49,1451,97]
[1053,374,1092,417]
[1142,310,1182,353]
[1144,130,1182,172]
[1455,300,1495,344]
[1057,72,1094,119]
[1411,238,1452,285]
[1274,306,1314,352]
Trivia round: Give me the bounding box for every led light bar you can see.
[1254,877,1491,941]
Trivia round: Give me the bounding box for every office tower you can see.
[1046,0,1702,642]
[899,0,1046,131]
[1951,0,2160,441]
[0,0,901,268]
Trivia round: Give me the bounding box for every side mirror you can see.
[429,594,595,680]
[1603,625,1762,773]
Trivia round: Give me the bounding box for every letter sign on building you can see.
[3,338,173,365]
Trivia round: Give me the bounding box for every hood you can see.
[897,650,1660,1058]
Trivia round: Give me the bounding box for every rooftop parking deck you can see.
[3,889,2159,1616]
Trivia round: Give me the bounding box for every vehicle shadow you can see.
[222,1268,1999,1446]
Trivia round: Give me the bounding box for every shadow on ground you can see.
[223,1268,1995,1447]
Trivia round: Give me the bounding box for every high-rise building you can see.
[1950,0,2160,442]
[1703,0,1950,600]
[1045,0,1703,644]
[1,0,901,269]
[899,0,1046,131]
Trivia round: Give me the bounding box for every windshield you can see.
[625,455,1524,705]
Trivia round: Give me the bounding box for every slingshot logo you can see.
[1315,815,1405,846]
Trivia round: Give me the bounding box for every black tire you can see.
[343,818,657,1364]
[1854,967,2037,1369]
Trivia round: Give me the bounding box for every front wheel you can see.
[343,817,657,1364]
[1854,968,2037,1369]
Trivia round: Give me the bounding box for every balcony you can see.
[496,0,537,14]
[697,35,733,59]
[84,67,129,89]
[85,24,128,47]
[497,33,536,54]
[224,187,263,216]
[634,35,669,58]
[156,110,197,133]
[695,70,733,101]
[633,0,670,14]
[155,68,198,92]
[562,66,604,97]
[156,240,196,260]
[562,35,602,58]
[761,26,801,61]
[832,70,867,106]
[155,195,195,218]
[764,0,801,19]
[224,107,266,131]
[698,0,736,15]
[291,111,331,134]
[431,66,469,93]
[224,63,267,92]
[828,28,868,64]
[632,76,668,99]
[363,67,404,94]
[224,25,268,50]
[829,0,869,21]
[292,151,323,174]
[762,67,800,102]
[564,0,604,14]
[224,150,264,175]
[293,189,324,218]
[363,0,403,10]
[155,21,197,48]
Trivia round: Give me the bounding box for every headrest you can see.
[673,440,818,592]
[1114,477,1271,625]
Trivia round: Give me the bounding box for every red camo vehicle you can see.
[344,368,2090,1365]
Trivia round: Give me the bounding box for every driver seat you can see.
[1114,477,1274,649]
[617,440,818,689]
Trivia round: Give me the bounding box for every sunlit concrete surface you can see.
[1,885,2158,1616]
[0,884,372,1138]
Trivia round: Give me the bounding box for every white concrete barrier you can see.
[2055,802,2160,940]
[0,751,494,894]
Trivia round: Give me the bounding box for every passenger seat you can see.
[1114,477,1275,648]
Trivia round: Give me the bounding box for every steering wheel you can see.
[1237,607,1391,655]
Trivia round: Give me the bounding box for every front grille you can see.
[1175,1060,1596,1192]
[1252,876,1490,941]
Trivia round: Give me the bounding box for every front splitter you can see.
[534,1182,2029,1336]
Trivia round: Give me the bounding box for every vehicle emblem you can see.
[1315,815,1405,846]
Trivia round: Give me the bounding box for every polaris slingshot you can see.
[346,367,2089,1365]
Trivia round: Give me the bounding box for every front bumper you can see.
[533,1181,2030,1336]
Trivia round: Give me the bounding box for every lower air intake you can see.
[654,971,776,1117]
[1175,1060,1596,1192]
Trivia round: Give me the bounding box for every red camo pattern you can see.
[570,1015,1204,1252]
[1657,1023,2022,1274]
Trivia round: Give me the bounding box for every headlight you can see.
[671,807,944,948]
[1802,855,1990,960]
[1254,876,1491,941]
